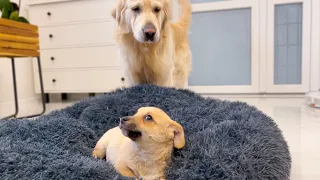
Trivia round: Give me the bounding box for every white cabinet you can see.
[29,0,114,26]
[28,0,125,93]
[40,46,120,70]
[33,68,124,92]
[38,21,116,49]
[187,0,319,94]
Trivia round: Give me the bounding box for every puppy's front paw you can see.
[92,149,105,159]
[92,153,98,159]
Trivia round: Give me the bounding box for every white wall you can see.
[0,0,40,117]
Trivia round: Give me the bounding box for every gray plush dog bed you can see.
[0,85,291,180]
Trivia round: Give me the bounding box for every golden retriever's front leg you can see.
[156,73,174,88]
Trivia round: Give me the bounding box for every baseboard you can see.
[0,96,42,118]
[203,94,306,98]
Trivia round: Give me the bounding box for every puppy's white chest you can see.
[106,140,122,165]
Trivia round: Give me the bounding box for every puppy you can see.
[111,0,192,88]
[92,107,185,180]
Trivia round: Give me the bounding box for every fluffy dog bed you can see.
[0,85,291,180]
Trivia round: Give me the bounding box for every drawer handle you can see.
[52,79,56,83]
[47,12,51,16]
[121,77,125,82]
[51,57,55,61]
[49,34,53,38]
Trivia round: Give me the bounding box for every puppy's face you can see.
[111,0,171,43]
[119,107,185,149]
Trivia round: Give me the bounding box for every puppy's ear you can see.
[167,121,185,149]
[111,0,130,32]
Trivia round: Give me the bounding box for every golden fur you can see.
[92,107,185,180]
[111,0,192,88]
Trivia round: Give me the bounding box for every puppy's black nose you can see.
[143,23,156,41]
[121,116,130,122]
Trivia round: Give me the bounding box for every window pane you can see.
[188,8,252,86]
[274,3,302,85]
[190,0,227,4]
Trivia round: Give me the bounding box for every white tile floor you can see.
[11,95,320,180]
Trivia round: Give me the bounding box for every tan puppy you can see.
[111,0,192,88]
[92,107,185,179]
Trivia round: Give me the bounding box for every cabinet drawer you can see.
[29,0,115,26]
[35,69,126,93]
[39,21,116,49]
[41,46,120,69]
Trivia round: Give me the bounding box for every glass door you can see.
[266,0,311,93]
[187,0,260,93]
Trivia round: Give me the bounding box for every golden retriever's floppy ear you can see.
[162,0,172,28]
[167,121,185,149]
[111,6,117,20]
[111,0,130,32]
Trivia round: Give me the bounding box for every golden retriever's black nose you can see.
[143,23,156,41]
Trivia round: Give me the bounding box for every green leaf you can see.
[9,10,19,21]
[18,16,29,24]
[0,0,10,10]
[11,2,19,11]
[0,0,12,12]
[1,7,9,18]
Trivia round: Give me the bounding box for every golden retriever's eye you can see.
[154,7,161,13]
[144,115,153,121]
[132,6,140,13]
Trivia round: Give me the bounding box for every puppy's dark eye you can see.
[145,115,153,121]
[132,6,140,12]
[154,7,161,13]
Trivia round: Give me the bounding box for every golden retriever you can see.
[111,0,192,88]
[92,107,185,179]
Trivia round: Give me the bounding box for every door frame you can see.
[187,0,260,94]
[266,0,311,93]
[310,0,320,92]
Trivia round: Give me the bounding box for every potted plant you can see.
[0,0,39,57]
[0,0,29,23]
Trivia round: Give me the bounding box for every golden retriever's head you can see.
[119,107,185,149]
[111,0,171,43]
